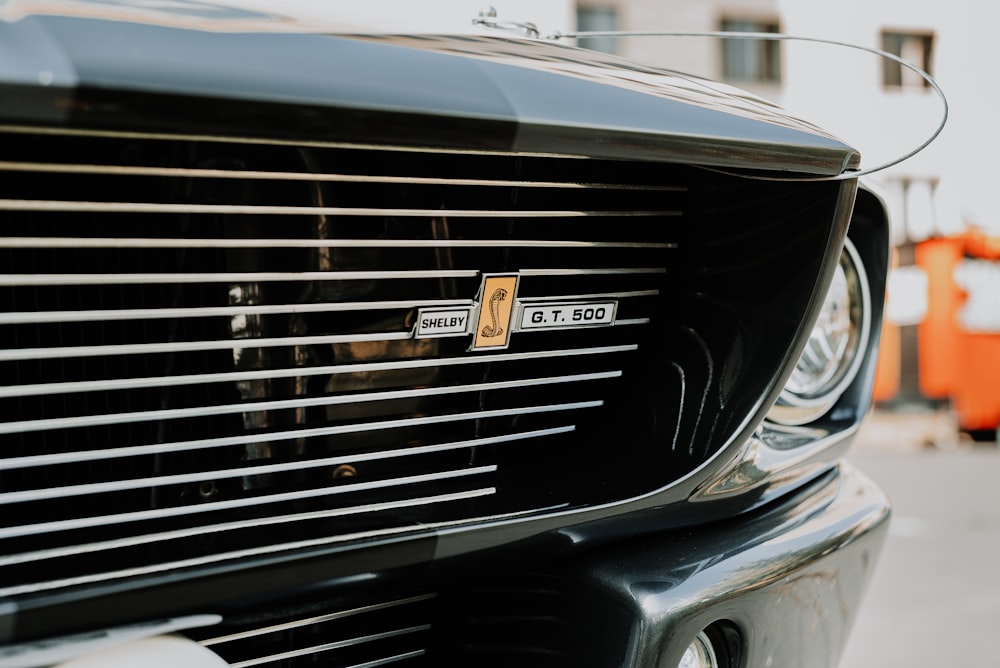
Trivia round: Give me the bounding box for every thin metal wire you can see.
[546,30,948,182]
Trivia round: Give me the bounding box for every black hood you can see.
[0,0,860,174]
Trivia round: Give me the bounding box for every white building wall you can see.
[573,0,999,239]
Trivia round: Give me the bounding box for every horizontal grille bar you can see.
[340,652,426,668]
[0,332,414,362]
[0,199,680,217]
[0,465,499,540]
[0,236,677,249]
[0,291,657,326]
[201,595,438,646]
[0,344,636,400]
[0,505,553,598]
[0,405,593,474]
[0,492,494,567]
[0,371,619,437]
[197,595,436,668]
[3,449,492,504]
[0,124,689,167]
[0,267,662,286]
[0,269,478,286]
[0,160,684,191]
[0,299,477,326]
[230,627,430,668]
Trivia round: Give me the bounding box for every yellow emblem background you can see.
[474,275,518,350]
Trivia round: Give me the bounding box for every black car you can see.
[0,3,890,667]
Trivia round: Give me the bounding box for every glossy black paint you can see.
[0,12,860,173]
[545,462,889,668]
[0,3,889,662]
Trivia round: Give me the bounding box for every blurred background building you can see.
[571,0,1000,437]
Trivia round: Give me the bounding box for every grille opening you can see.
[0,126,842,600]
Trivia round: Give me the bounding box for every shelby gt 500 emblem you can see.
[415,273,618,351]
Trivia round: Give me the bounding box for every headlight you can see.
[678,632,719,668]
[769,238,871,425]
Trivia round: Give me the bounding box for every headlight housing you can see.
[769,238,871,425]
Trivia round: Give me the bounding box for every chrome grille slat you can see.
[0,267,662,287]
[519,267,666,276]
[0,237,677,249]
[0,332,414,362]
[0,269,479,286]
[0,508,554,597]
[0,424,575,472]
[0,371,619,436]
[0,160,682,191]
[0,406,594,474]
[341,652,426,668]
[0,345,636,399]
[0,466,499,541]
[0,199,679,217]
[228,626,430,668]
[201,595,437,646]
[196,595,435,668]
[0,299,479,326]
[1,126,678,598]
[0,491,495,567]
[2,452,494,505]
[0,122,599,157]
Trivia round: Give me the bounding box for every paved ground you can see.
[839,409,1000,667]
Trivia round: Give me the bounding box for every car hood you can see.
[0,0,860,174]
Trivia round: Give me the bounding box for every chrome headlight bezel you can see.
[769,238,872,426]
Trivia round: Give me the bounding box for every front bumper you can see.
[540,460,889,668]
[25,461,887,668]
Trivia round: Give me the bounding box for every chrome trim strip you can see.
[0,493,492,567]
[0,266,665,286]
[201,594,436,646]
[0,465,500,540]
[0,448,491,504]
[516,289,660,302]
[0,236,677,249]
[228,626,430,668]
[0,299,476,326]
[0,123,595,159]
[0,505,560,597]
[0,161,684,191]
[341,651,427,668]
[0,199,677,217]
[0,423,570,481]
[0,344,636,400]
[0,269,477,286]
[0,405,593,473]
[0,372,618,436]
[519,267,667,276]
[614,318,653,326]
[0,331,414,362]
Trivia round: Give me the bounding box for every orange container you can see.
[914,238,963,399]
[953,332,1000,431]
[872,322,899,402]
[911,231,1000,431]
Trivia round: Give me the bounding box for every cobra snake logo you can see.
[480,287,509,338]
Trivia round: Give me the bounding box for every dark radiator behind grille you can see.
[0,126,841,600]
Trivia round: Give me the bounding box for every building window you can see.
[720,18,781,83]
[576,7,619,55]
[881,31,934,89]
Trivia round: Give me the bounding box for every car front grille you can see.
[0,126,688,599]
[191,593,437,668]
[0,123,841,601]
